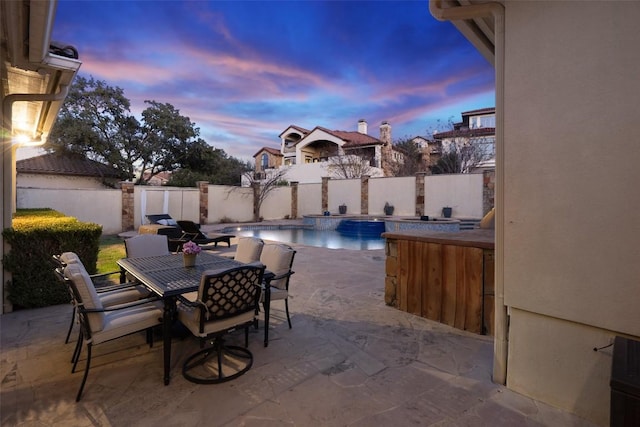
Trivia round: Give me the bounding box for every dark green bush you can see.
[2,209,102,309]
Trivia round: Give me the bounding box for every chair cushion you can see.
[64,263,105,332]
[235,237,264,263]
[99,287,147,307]
[260,244,294,290]
[92,303,163,345]
[178,304,255,338]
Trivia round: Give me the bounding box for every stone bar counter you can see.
[383,228,495,335]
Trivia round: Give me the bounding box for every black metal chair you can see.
[177,264,265,384]
[176,220,234,248]
[61,262,162,401]
[52,252,148,344]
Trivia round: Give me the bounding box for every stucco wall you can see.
[16,187,122,234]
[135,187,199,229]
[368,176,415,216]
[260,186,291,220]
[424,173,483,218]
[503,2,640,425]
[328,179,361,214]
[297,183,322,216]
[208,185,253,223]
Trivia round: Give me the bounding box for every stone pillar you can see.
[379,121,393,176]
[252,182,260,221]
[197,181,209,224]
[121,182,135,231]
[360,175,369,215]
[321,177,329,212]
[483,169,496,215]
[384,238,398,307]
[290,181,298,219]
[415,172,426,217]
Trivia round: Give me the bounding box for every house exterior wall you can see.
[18,173,111,189]
[254,150,282,172]
[502,2,640,425]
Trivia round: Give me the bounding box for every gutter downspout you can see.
[1,84,70,314]
[429,0,507,385]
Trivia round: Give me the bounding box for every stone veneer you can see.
[120,182,135,231]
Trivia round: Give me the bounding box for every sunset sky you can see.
[50,0,495,161]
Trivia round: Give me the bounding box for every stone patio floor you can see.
[0,233,598,426]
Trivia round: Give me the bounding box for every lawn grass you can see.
[97,235,126,275]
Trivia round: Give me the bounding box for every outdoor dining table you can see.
[117,252,273,385]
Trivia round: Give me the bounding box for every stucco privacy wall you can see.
[260,186,291,220]
[328,178,361,214]
[16,187,122,234]
[368,176,415,216]
[134,187,199,229]
[424,173,483,218]
[208,185,253,223]
[297,183,322,216]
[503,2,640,425]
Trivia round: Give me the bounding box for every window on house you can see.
[261,153,269,169]
[480,115,496,128]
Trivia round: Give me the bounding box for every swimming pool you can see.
[228,227,385,250]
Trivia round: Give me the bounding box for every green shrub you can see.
[2,209,102,309]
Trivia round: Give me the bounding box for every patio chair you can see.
[124,234,171,258]
[234,237,264,263]
[259,244,296,346]
[62,262,162,401]
[176,220,234,248]
[177,264,265,384]
[53,252,149,344]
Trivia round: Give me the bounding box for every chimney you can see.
[379,121,391,145]
[358,119,368,134]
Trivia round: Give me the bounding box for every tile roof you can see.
[315,126,381,148]
[16,153,122,178]
[253,146,283,158]
[461,107,495,116]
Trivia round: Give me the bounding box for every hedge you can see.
[2,208,102,309]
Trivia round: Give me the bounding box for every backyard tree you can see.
[391,137,426,176]
[47,76,205,184]
[241,168,289,221]
[169,139,252,186]
[429,139,492,174]
[327,149,374,179]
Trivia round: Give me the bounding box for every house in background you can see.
[247,120,401,184]
[432,107,496,171]
[17,153,122,189]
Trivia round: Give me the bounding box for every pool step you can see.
[458,218,481,230]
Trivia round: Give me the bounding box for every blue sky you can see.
[51,0,495,161]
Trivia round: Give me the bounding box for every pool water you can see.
[233,228,385,250]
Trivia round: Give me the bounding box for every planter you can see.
[442,207,453,218]
[339,205,347,215]
[183,253,197,268]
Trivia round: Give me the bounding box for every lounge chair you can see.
[176,220,234,248]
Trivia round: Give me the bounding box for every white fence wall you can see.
[16,187,122,234]
[136,187,200,229]
[328,179,361,214]
[15,173,488,234]
[369,176,416,216]
[424,173,484,218]
[297,183,322,216]
[209,185,254,223]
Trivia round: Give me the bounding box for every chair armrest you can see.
[94,281,144,293]
[265,271,294,284]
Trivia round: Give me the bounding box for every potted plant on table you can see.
[182,240,201,267]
